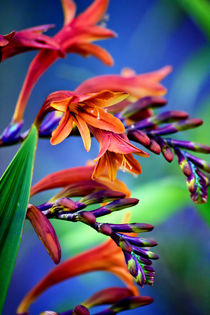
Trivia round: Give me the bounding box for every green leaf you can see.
[173,0,210,38]
[0,125,38,314]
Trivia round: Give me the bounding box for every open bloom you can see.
[17,235,139,314]
[91,128,149,180]
[44,90,127,151]
[76,66,172,105]
[0,25,60,62]
[12,0,115,124]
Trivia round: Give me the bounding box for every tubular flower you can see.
[30,165,131,198]
[75,66,172,104]
[12,0,115,125]
[91,128,149,181]
[0,25,60,62]
[27,204,61,264]
[17,237,139,314]
[40,90,127,151]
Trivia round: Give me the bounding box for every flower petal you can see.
[83,287,134,308]
[16,238,138,314]
[50,96,73,112]
[106,151,118,181]
[92,154,107,179]
[74,115,91,151]
[30,165,95,196]
[85,90,128,108]
[80,107,125,133]
[27,205,61,264]
[51,110,73,145]
[74,0,109,26]
[61,0,76,26]
[71,43,114,66]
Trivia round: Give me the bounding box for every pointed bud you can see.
[27,205,61,264]
[73,305,90,315]
[121,96,167,119]
[133,247,159,260]
[128,130,150,146]
[145,139,161,155]
[110,223,154,233]
[77,211,96,225]
[98,223,113,236]
[91,198,139,218]
[166,138,210,154]
[185,152,210,173]
[79,190,125,206]
[105,198,139,211]
[123,235,157,247]
[53,197,79,212]
[1,121,23,143]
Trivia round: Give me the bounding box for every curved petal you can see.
[124,154,142,175]
[70,43,114,66]
[61,0,76,26]
[92,155,107,179]
[50,96,73,112]
[74,0,109,26]
[80,108,125,133]
[30,166,95,196]
[27,205,61,264]
[106,151,118,181]
[50,110,73,145]
[108,134,149,157]
[85,90,128,108]
[74,115,91,151]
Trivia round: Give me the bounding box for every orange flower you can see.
[75,66,172,112]
[27,204,61,264]
[46,90,127,151]
[91,128,149,181]
[17,235,139,314]
[12,0,115,124]
[30,165,131,197]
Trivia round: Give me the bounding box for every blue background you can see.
[0,0,210,314]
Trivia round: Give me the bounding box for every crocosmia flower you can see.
[91,128,149,180]
[76,66,172,103]
[0,25,60,62]
[12,0,115,125]
[44,90,127,151]
[17,236,139,314]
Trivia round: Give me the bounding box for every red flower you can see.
[0,25,60,62]
[12,0,115,124]
[76,66,172,104]
[91,128,149,181]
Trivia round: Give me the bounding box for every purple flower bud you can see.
[80,190,125,206]
[1,121,23,143]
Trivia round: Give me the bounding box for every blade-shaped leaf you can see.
[0,125,38,313]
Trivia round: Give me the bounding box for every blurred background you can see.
[0,0,210,314]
